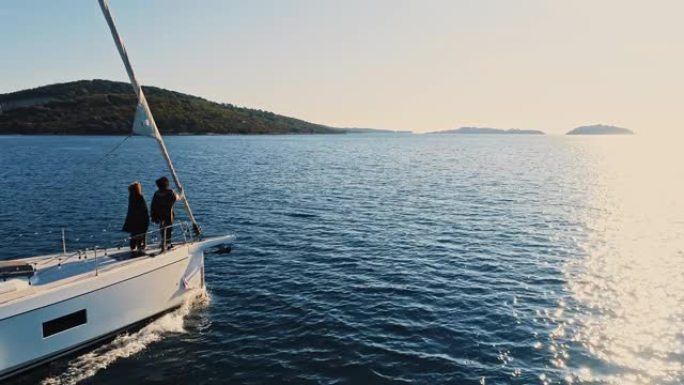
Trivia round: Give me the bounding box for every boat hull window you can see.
[42,309,88,338]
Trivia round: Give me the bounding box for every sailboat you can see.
[0,0,233,380]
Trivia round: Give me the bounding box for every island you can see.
[428,127,545,135]
[342,127,412,134]
[566,124,634,135]
[0,79,399,135]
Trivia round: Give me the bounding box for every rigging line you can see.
[60,134,132,187]
[58,134,133,190]
[1,135,135,254]
[92,134,132,168]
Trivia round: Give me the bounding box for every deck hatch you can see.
[42,309,87,338]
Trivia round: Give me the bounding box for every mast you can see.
[98,0,201,236]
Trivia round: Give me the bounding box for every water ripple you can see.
[1,135,682,384]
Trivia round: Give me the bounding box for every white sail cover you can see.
[100,0,200,235]
[132,102,160,139]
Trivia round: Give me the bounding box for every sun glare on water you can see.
[557,137,684,384]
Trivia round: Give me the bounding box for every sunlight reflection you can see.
[563,137,684,384]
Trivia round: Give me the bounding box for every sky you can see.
[1,0,683,135]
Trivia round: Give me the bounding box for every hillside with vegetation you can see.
[0,79,344,135]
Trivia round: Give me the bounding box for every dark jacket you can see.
[151,189,177,224]
[122,194,150,235]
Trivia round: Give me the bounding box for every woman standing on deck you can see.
[122,181,150,256]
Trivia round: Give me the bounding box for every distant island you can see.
[566,124,634,135]
[428,127,545,135]
[0,80,401,135]
[342,127,412,134]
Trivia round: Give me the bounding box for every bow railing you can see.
[4,222,198,280]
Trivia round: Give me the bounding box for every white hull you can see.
[0,235,233,380]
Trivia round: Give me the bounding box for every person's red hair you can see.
[128,181,142,196]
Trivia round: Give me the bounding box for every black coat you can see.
[122,194,150,235]
[151,189,177,224]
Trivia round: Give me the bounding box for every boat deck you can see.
[0,245,183,306]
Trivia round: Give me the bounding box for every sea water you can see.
[0,134,682,385]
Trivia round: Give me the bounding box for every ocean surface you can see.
[0,134,682,385]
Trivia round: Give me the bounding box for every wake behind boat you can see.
[0,0,233,380]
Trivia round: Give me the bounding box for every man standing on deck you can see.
[151,176,177,251]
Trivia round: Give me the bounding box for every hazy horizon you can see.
[2,0,683,136]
